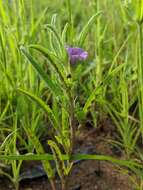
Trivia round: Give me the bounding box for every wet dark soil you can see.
[0,119,133,190]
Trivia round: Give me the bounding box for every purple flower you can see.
[66,47,88,64]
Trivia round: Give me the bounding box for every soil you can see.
[0,118,133,190]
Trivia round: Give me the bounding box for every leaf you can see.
[0,153,141,174]
[62,23,69,44]
[49,14,58,52]
[44,24,64,53]
[30,7,48,37]
[23,128,54,179]
[83,86,102,113]
[83,61,128,114]
[29,44,69,89]
[108,34,132,74]
[20,46,62,97]
[48,140,66,177]
[17,88,58,129]
[78,12,102,46]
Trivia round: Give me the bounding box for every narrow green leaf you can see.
[78,12,102,46]
[17,88,58,128]
[23,128,54,178]
[30,7,48,37]
[20,46,62,97]
[62,23,69,44]
[44,24,64,52]
[48,140,66,177]
[83,86,102,113]
[29,44,69,89]
[0,154,141,172]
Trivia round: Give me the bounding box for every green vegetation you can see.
[0,0,143,190]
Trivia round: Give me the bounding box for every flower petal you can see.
[66,46,88,64]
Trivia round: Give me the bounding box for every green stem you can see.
[15,182,19,190]
[67,0,73,43]
[69,91,76,154]
[61,177,68,190]
[95,0,103,86]
[137,23,143,136]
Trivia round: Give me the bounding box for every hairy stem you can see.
[69,91,76,154]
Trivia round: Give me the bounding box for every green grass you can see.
[0,0,143,190]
